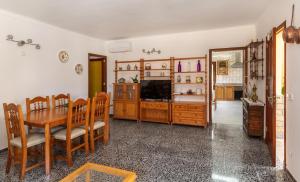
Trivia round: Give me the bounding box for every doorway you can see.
[265,22,286,168]
[88,53,107,98]
[209,47,247,125]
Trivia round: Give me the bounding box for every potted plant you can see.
[131,75,139,83]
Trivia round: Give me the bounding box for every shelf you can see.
[144,69,171,71]
[144,76,170,78]
[173,93,206,96]
[114,70,140,72]
[248,41,264,48]
[143,59,170,62]
[174,71,206,73]
[172,83,205,85]
[116,60,140,63]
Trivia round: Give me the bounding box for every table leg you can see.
[45,123,50,175]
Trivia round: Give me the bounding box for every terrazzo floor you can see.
[0,120,294,182]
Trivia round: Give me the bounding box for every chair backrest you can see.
[26,96,50,114]
[3,103,27,148]
[91,93,110,128]
[67,98,90,133]
[52,94,70,108]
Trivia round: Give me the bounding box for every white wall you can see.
[256,0,300,180]
[105,25,256,97]
[0,10,105,150]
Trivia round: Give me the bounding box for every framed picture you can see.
[217,60,228,75]
[196,76,204,83]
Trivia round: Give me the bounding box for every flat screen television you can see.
[141,80,171,100]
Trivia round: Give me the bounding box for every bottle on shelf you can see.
[178,61,182,72]
[187,62,191,72]
[197,60,201,72]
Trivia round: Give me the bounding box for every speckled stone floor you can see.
[0,120,294,182]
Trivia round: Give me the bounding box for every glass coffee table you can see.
[60,163,137,182]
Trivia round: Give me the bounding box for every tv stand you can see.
[140,100,170,124]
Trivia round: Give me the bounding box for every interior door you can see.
[266,28,276,166]
[88,57,107,98]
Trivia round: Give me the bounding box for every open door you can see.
[265,28,276,166]
[88,53,107,98]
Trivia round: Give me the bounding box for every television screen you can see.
[141,80,171,100]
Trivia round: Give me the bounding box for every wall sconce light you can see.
[283,4,300,44]
[142,48,161,55]
[6,34,41,49]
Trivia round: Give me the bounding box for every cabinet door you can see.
[114,84,125,100]
[125,102,137,119]
[125,84,138,101]
[114,101,124,118]
[225,86,234,100]
[215,86,224,100]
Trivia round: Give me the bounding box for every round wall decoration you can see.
[75,64,83,75]
[58,50,69,63]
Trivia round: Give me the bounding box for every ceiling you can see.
[0,0,270,40]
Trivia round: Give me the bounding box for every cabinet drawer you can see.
[140,102,168,110]
[173,104,205,111]
[174,111,205,119]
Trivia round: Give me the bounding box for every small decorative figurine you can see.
[146,71,151,77]
[187,89,193,95]
[251,84,258,102]
[127,64,131,70]
[118,78,126,84]
[162,63,167,69]
[186,75,191,83]
[177,75,181,83]
[134,64,138,70]
[119,67,123,71]
[145,63,151,70]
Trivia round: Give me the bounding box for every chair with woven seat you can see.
[52,93,70,108]
[89,92,110,153]
[3,103,45,179]
[52,98,90,167]
[26,96,51,133]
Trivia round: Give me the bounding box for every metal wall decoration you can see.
[6,34,41,49]
[142,48,161,55]
[75,64,83,75]
[283,4,300,44]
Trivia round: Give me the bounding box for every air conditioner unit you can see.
[107,41,132,53]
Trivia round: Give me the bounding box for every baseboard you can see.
[286,168,297,182]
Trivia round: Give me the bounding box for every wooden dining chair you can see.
[26,96,51,133]
[3,103,45,179]
[52,98,90,167]
[52,93,70,108]
[88,92,110,153]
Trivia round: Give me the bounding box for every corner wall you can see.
[0,10,105,150]
[255,0,300,180]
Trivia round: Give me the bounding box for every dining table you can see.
[24,107,68,176]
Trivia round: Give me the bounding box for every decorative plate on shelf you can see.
[75,64,83,74]
[58,50,69,63]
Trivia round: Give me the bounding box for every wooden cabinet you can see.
[113,83,140,120]
[242,98,264,137]
[215,86,224,100]
[225,86,234,100]
[140,101,170,124]
[215,85,234,100]
[172,102,207,127]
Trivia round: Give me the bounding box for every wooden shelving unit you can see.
[114,56,208,127]
[248,40,264,80]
